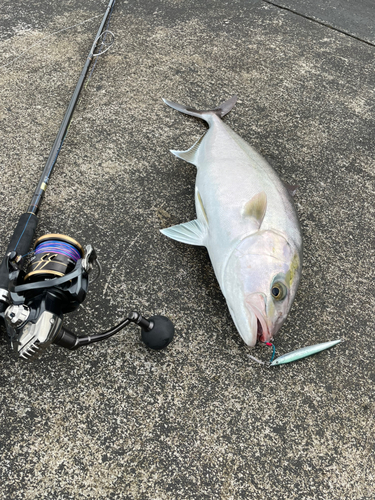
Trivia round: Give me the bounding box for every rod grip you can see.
[6,213,38,256]
[0,213,38,292]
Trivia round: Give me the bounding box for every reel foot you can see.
[141,315,174,350]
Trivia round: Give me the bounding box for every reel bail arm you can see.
[0,213,38,315]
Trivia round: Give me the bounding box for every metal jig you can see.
[269,339,342,367]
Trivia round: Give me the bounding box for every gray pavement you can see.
[0,1,374,498]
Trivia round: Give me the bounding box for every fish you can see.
[269,340,342,366]
[161,96,303,347]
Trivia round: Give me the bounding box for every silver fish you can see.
[269,340,342,366]
[161,96,302,346]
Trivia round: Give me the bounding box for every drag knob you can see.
[141,315,175,350]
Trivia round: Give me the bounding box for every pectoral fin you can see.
[242,192,267,229]
[160,219,207,246]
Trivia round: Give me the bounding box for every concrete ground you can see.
[0,0,374,498]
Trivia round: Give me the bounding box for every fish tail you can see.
[162,95,237,123]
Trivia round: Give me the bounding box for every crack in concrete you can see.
[262,0,375,48]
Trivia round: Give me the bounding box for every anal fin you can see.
[160,219,206,246]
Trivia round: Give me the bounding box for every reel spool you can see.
[25,234,84,282]
[24,234,85,283]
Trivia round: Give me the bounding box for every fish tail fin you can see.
[162,95,237,124]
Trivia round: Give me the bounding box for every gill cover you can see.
[223,230,301,346]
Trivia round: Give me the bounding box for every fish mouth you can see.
[256,318,269,343]
[254,313,270,343]
[246,300,272,344]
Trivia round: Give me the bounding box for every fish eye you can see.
[271,282,287,301]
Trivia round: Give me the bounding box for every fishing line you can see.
[247,354,265,365]
[13,213,33,253]
[24,234,84,282]
[35,241,82,262]
[247,342,276,366]
[265,342,276,362]
[1,14,103,70]
[260,341,276,363]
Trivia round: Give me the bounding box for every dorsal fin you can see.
[170,134,205,165]
[283,181,298,197]
[242,192,267,229]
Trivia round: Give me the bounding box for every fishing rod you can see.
[0,0,174,360]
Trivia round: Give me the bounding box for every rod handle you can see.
[5,213,38,256]
[0,213,38,293]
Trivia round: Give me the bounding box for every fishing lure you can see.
[269,339,342,366]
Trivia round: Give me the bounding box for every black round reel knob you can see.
[141,315,175,350]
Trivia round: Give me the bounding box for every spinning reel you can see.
[1,233,174,360]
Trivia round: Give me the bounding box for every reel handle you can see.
[54,311,174,351]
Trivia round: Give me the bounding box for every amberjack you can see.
[161,96,302,346]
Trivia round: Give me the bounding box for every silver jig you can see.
[270,339,342,367]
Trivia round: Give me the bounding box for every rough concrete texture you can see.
[0,0,374,498]
[265,0,375,45]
